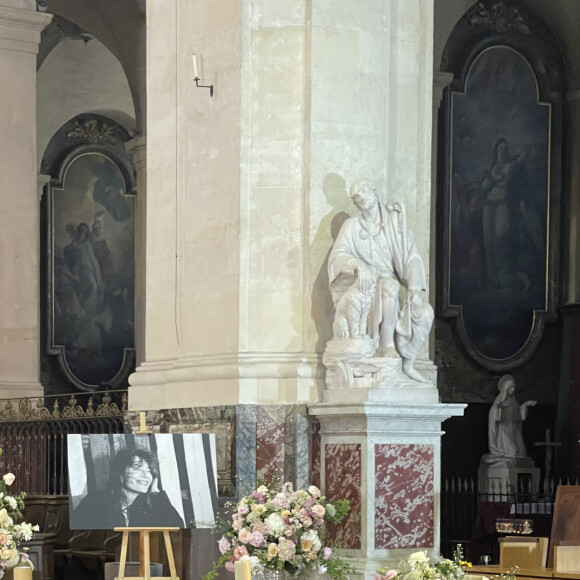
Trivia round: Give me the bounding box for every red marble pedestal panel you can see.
[325,443,362,549]
[374,443,434,549]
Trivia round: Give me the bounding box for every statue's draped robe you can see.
[488,387,528,458]
[328,200,432,359]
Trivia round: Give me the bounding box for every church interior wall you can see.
[3,0,580,561]
[143,0,243,364]
[37,36,136,166]
[433,0,580,480]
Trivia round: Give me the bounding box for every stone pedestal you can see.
[309,391,465,579]
[478,464,541,495]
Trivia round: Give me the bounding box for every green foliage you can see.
[326,555,354,580]
[202,550,234,580]
[325,498,350,524]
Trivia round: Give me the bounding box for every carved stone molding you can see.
[0,6,52,53]
[66,119,118,145]
[469,1,531,34]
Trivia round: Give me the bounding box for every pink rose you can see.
[323,547,332,560]
[225,561,235,572]
[250,531,264,548]
[238,529,252,544]
[312,505,325,517]
[238,505,249,515]
[218,537,231,555]
[375,570,397,580]
[233,546,248,560]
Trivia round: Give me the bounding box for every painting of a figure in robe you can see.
[449,46,550,361]
[52,153,135,387]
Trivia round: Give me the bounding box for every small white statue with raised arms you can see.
[484,374,537,466]
[324,178,434,388]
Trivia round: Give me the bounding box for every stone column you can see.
[125,135,147,367]
[0,2,51,398]
[130,0,319,410]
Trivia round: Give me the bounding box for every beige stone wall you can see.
[239,0,308,355]
[144,0,242,361]
[308,0,435,354]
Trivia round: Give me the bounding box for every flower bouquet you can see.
[376,546,471,580]
[0,468,39,577]
[204,481,352,580]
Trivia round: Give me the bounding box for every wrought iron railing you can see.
[0,390,127,495]
[440,476,580,562]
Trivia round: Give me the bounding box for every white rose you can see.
[2,474,15,487]
[300,529,321,552]
[408,551,430,568]
[308,485,321,497]
[264,513,285,536]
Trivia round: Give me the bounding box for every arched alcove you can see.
[38,0,145,132]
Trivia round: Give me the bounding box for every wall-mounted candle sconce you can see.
[193,54,214,97]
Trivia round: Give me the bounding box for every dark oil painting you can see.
[449,46,550,361]
[52,153,135,387]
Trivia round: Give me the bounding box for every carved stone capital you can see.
[125,134,147,170]
[0,6,52,54]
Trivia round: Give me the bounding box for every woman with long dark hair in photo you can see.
[71,448,184,529]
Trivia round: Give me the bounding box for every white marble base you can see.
[323,338,436,391]
[478,465,541,494]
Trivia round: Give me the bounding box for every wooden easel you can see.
[114,527,180,580]
[114,415,179,580]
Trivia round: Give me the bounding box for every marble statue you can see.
[484,374,537,464]
[324,179,434,387]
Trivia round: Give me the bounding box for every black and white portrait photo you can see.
[68,433,218,530]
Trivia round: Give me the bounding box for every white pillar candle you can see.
[14,567,33,580]
[234,560,251,580]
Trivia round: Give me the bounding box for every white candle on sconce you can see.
[193,54,199,78]
[13,567,33,580]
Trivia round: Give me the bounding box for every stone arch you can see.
[38,0,145,133]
